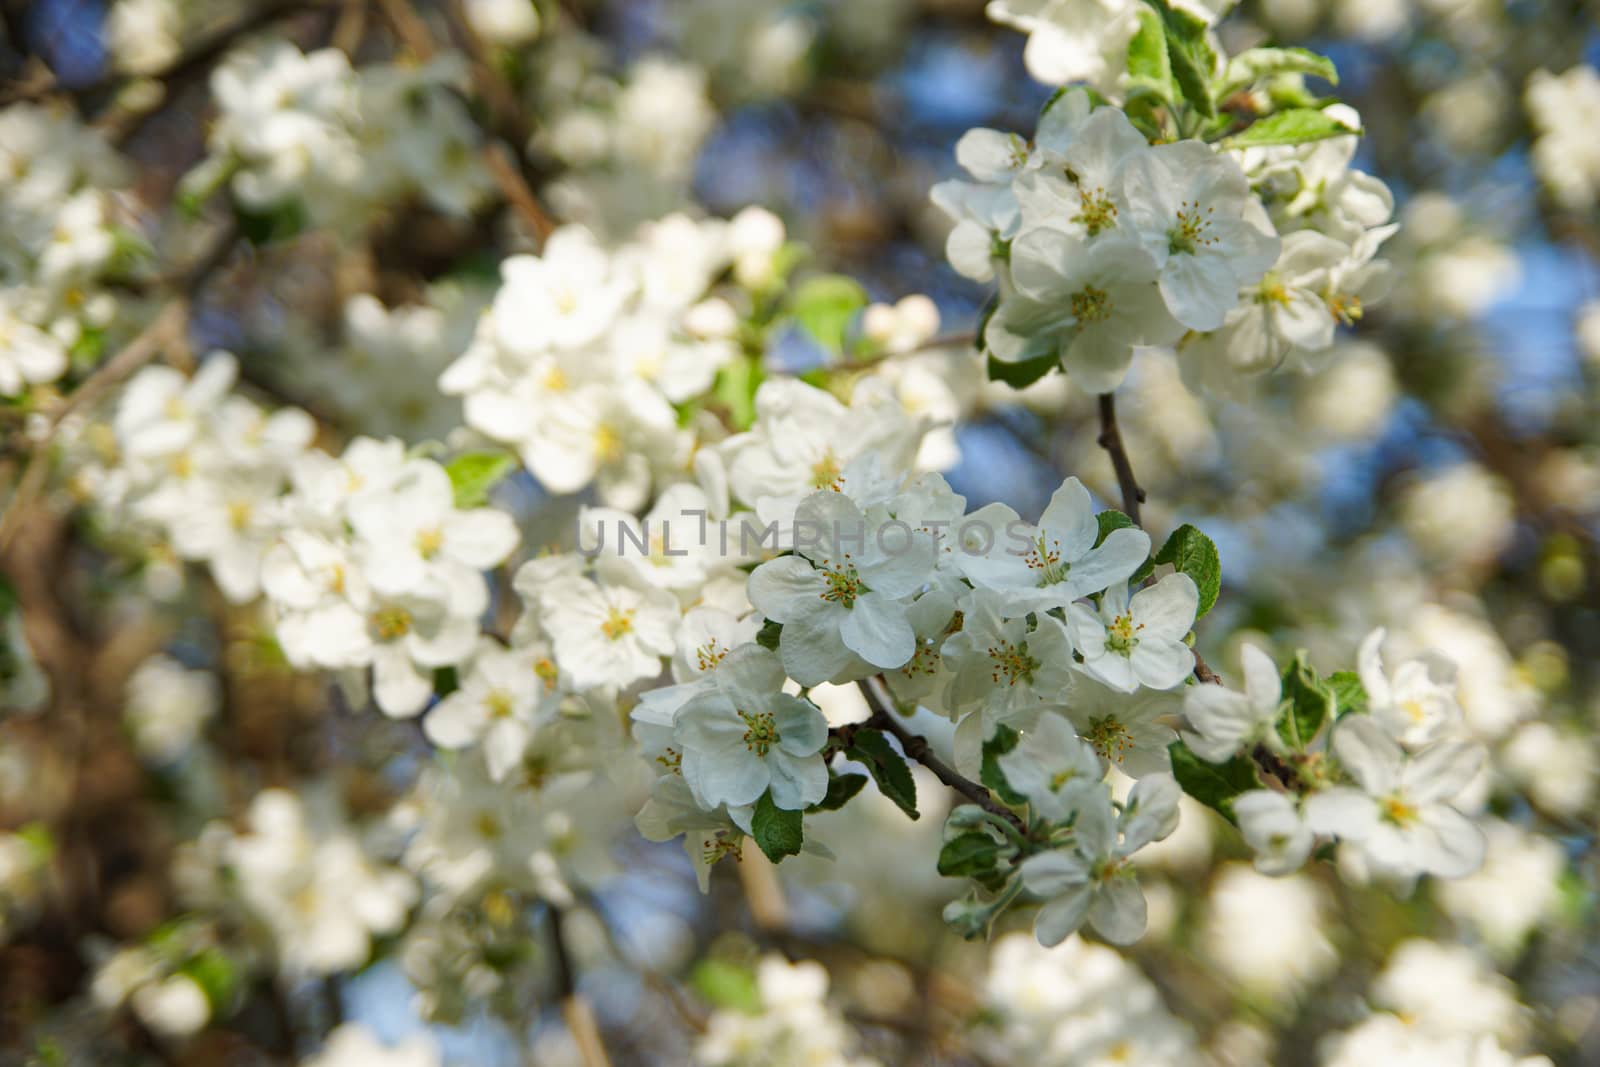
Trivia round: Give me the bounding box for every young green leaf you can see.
[846,728,919,819]
[986,351,1060,390]
[1126,7,1175,104]
[809,771,869,813]
[689,959,763,1013]
[1152,0,1217,118]
[1327,670,1369,717]
[979,724,1029,807]
[1168,741,1259,824]
[1277,650,1334,750]
[1218,47,1338,98]
[755,619,783,652]
[1095,509,1136,546]
[1133,523,1222,617]
[712,356,765,431]
[788,274,868,353]
[751,789,804,862]
[937,832,1009,879]
[444,451,518,508]
[1225,107,1357,148]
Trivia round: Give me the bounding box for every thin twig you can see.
[545,906,614,1067]
[0,224,235,552]
[853,678,1027,834]
[827,330,979,373]
[1096,392,1144,526]
[1094,393,1222,686]
[0,304,183,550]
[375,0,557,242]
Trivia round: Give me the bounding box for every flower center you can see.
[1105,612,1142,656]
[1074,187,1119,236]
[901,642,941,678]
[1049,766,1084,792]
[600,607,635,639]
[1382,794,1419,826]
[1025,533,1069,585]
[1086,715,1133,762]
[486,690,515,719]
[695,639,730,672]
[534,657,558,689]
[656,747,682,774]
[739,710,781,757]
[987,639,1039,687]
[1255,272,1290,306]
[809,450,844,491]
[1167,200,1217,256]
[416,527,444,559]
[702,834,742,866]
[373,605,413,640]
[227,499,253,531]
[818,559,864,609]
[1328,291,1363,325]
[1070,283,1112,324]
[594,423,623,463]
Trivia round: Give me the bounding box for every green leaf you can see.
[1225,107,1357,148]
[1327,670,1368,717]
[942,878,1024,940]
[175,155,238,219]
[846,727,919,819]
[979,724,1028,807]
[809,771,868,813]
[789,274,867,353]
[234,197,307,245]
[750,790,804,862]
[712,356,765,431]
[1094,509,1136,547]
[432,665,460,699]
[1133,523,1222,617]
[986,351,1058,389]
[16,822,53,863]
[755,619,783,652]
[1041,84,1110,120]
[1276,651,1333,750]
[179,948,239,1013]
[444,451,518,508]
[1169,741,1258,824]
[1126,7,1174,104]
[1152,0,1217,118]
[689,959,762,1014]
[937,832,1008,879]
[1218,47,1337,97]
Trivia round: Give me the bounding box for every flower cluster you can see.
[194,42,494,226]
[1184,629,1486,881]
[695,955,880,1067]
[934,47,1399,394]
[0,105,131,397]
[440,211,787,509]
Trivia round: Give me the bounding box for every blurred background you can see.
[3,0,1600,1064]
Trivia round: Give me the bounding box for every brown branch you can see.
[852,678,1027,834]
[1096,392,1144,526]
[376,0,557,242]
